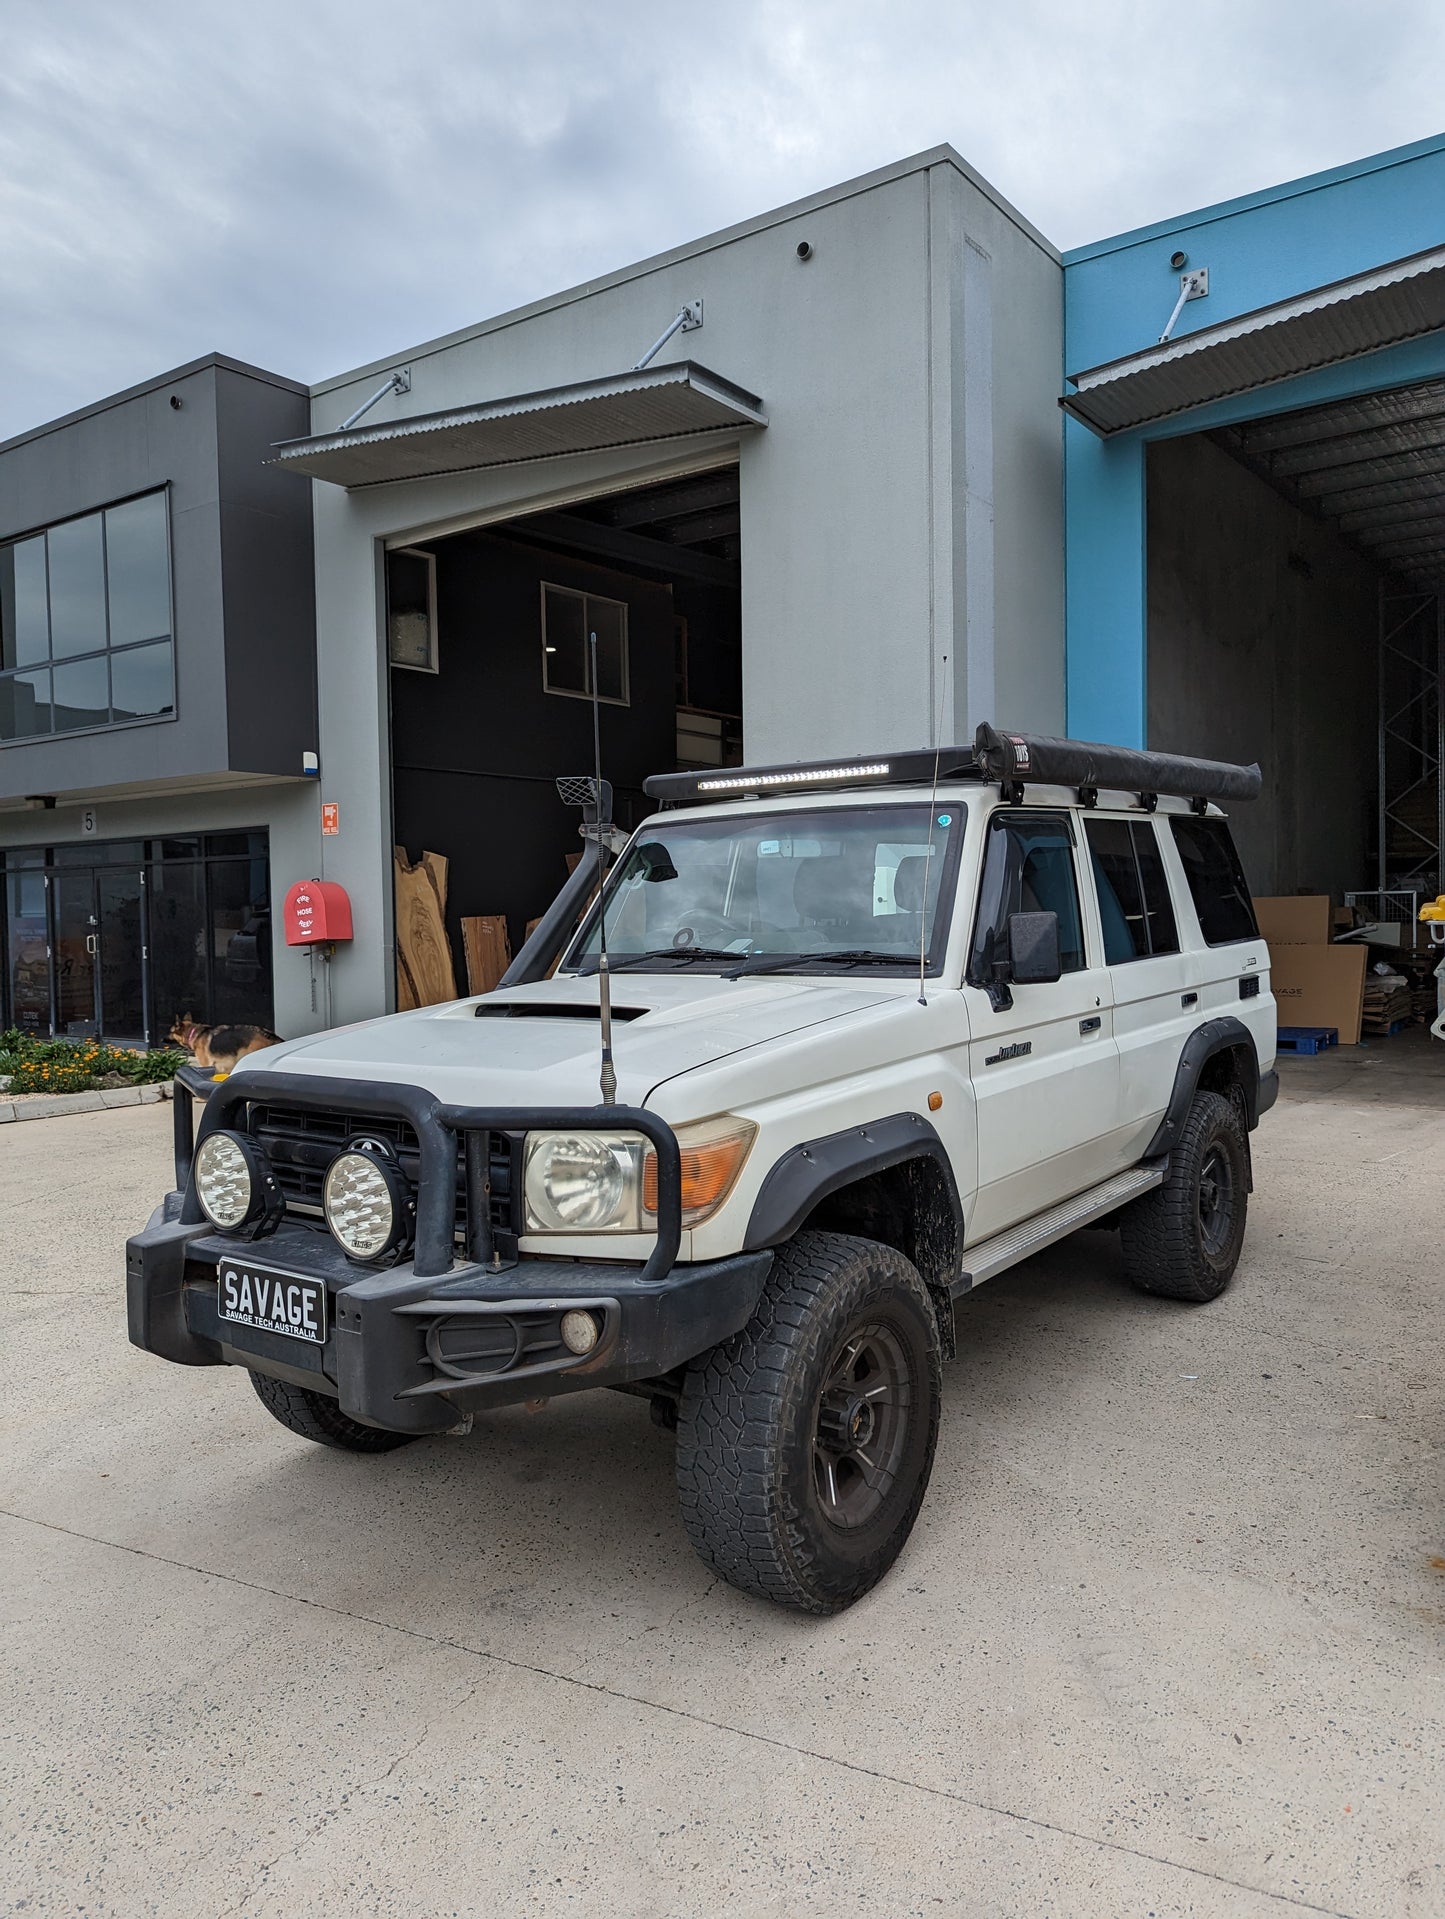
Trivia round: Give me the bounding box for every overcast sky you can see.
[1,0,1441,441]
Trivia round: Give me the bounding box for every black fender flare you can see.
[1143,1017,1263,1163]
[742,1111,964,1253]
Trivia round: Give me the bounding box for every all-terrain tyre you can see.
[248,1370,415,1453]
[1119,1089,1248,1302]
[675,1231,942,1614]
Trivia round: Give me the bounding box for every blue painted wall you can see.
[1062,132,1445,745]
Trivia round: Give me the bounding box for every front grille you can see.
[245,1102,517,1246]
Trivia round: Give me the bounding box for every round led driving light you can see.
[194,1120,259,1228]
[323,1148,413,1262]
[560,1309,600,1356]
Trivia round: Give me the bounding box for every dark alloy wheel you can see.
[813,1321,915,1530]
[248,1369,415,1453]
[675,1231,942,1614]
[1119,1088,1249,1302]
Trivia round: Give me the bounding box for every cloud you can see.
[1,0,1441,439]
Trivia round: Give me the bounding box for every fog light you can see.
[560,1309,600,1355]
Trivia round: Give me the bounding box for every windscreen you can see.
[568,802,963,974]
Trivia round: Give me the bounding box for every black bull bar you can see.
[173,1067,684,1281]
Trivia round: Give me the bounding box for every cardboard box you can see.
[1268,942,1366,1044]
[1254,895,1333,946]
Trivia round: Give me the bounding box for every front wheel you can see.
[1119,1089,1248,1302]
[248,1370,415,1453]
[675,1231,942,1614]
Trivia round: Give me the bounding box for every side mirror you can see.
[1007,910,1062,985]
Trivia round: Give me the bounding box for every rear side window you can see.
[1169,816,1259,945]
[969,811,1087,984]
[1085,819,1179,962]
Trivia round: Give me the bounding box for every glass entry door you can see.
[45,862,148,1042]
[51,870,99,1038]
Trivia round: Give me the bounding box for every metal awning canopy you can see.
[1064,245,1445,437]
[272,362,766,488]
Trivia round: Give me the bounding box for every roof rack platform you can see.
[644,724,1262,808]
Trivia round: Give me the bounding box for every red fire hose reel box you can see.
[284,879,353,947]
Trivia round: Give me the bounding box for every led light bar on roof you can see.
[641,728,1261,808]
[695,761,890,793]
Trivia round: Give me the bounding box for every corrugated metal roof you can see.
[1212,375,1445,590]
[271,362,765,488]
[1064,245,1445,436]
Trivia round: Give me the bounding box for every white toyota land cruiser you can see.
[128,726,1277,1614]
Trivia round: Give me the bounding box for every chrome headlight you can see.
[194,1130,283,1237]
[323,1148,414,1261]
[523,1132,648,1234]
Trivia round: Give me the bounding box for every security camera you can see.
[796,239,814,261]
[1169,249,1188,272]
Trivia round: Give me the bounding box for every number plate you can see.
[217,1261,328,1345]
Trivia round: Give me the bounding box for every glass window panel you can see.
[0,666,52,740]
[147,860,208,1029]
[543,585,587,694]
[105,493,171,647]
[208,856,274,1026]
[589,597,628,703]
[52,653,110,732]
[1086,819,1146,963]
[572,804,962,974]
[88,840,145,867]
[1133,822,1179,956]
[970,812,1086,983]
[47,513,107,658]
[110,641,173,722]
[5,865,51,1036]
[1,537,50,669]
[158,837,201,860]
[386,547,435,670]
[1170,817,1259,946]
[204,830,267,859]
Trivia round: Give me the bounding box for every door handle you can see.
[85,934,99,957]
[1181,991,1198,1007]
[1079,1015,1102,1035]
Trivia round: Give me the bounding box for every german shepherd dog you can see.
[169,1016,283,1073]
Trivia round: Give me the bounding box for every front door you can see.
[46,862,148,1042]
[961,807,1122,1240]
[51,870,99,1038]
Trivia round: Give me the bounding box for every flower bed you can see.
[0,1029,187,1096]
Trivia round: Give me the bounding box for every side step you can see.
[955,1165,1164,1291]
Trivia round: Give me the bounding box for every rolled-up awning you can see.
[272,361,766,487]
[1064,245,1445,437]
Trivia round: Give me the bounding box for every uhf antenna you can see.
[918,651,950,1006]
[589,630,617,1104]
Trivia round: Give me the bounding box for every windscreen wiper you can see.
[723,949,912,980]
[577,946,740,975]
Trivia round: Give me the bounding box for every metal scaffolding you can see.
[1378,583,1444,895]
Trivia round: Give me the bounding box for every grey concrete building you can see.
[278,148,1064,1028]
[0,356,317,1041]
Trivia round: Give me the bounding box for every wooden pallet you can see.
[1277,1026,1339,1056]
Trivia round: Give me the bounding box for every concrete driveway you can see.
[3,1046,1443,1918]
